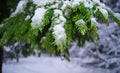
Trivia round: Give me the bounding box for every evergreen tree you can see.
[0,0,120,62]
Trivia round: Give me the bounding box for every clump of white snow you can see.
[31,7,47,29]
[32,0,55,6]
[50,3,59,9]
[52,9,67,46]
[61,1,72,10]
[91,18,98,25]
[25,15,31,21]
[75,19,88,35]
[53,25,66,46]
[92,0,101,3]
[54,9,63,16]
[75,19,85,25]
[11,0,28,16]
[72,0,94,8]
[82,0,93,8]
[71,1,79,8]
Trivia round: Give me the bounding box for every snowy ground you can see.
[3,56,112,73]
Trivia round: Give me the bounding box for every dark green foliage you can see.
[39,8,54,32]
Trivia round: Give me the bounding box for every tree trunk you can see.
[0,0,10,73]
[0,47,3,73]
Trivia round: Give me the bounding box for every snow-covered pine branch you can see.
[0,0,120,60]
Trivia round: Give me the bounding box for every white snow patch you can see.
[50,3,59,9]
[75,19,87,35]
[61,1,72,10]
[3,46,11,52]
[92,0,106,8]
[73,0,83,3]
[59,16,66,24]
[52,9,67,46]
[72,1,79,8]
[31,7,47,29]
[83,0,93,8]
[75,19,85,25]
[91,18,98,25]
[54,9,63,16]
[25,15,31,21]
[3,56,111,73]
[92,0,100,4]
[11,0,28,16]
[32,0,55,6]
[73,0,93,8]
[53,25,66,46]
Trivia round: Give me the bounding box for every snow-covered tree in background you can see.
[68,0,120,72]
[0,0,120,61]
